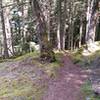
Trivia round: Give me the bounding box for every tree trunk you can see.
[4,7,14,56]
[85,0,97,45]
[0,0,9,58]
[22,0,29,43]
[33,0,55,62]
[62,0,67,50]
[79,18,83,48]
[57,0,62,50]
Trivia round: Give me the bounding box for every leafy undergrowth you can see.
[71,48,92,69]
[72,47,100,100]
[82,81,100,100]
[72,48,100,69]
[0,51,62,100]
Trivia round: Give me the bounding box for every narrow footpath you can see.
[43,55,88,100]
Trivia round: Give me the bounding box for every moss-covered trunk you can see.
[33,0,55,62]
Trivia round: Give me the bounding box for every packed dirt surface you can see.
[43,55,89,100]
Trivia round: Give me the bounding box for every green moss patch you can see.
[15,51,39,61]
[0,75,46,100]
[32,52,62,78]
[0,52,62,100]
[71,48,100,69]
[81,81,100,100]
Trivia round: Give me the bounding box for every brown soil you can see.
[43,55,89,100]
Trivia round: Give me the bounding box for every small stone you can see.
[86,97,91,100]
[12,96,27,100]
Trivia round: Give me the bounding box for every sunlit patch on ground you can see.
[82,42,100,56]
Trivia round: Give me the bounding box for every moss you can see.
[0,75,46,100]
[45,54,62,78]
[71,48,100,69]
[0,51,62,100]
[31,52,62,78]
[44,62,60,78]
[55,52,63,60]
[0,59,5,63]
[71,49,83,65]
[81,81,100,100]
[15,51,39,61]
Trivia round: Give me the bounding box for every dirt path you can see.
[43,55,88,100]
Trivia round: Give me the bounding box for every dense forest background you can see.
[0,0,100,100]
[0,0,100,61]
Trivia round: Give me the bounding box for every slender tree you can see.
[0,0,9,58]
[85,0,98,45]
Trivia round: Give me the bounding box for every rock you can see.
[12,96,27,100]
[91,76,100,95]
[92,83,100,95]
[86,97,91,100]
[91,57,100,69]
[29,42,40,51]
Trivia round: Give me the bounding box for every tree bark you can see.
[79,17,83,48]
[0,0,9,58]
[4,6,14,56]
[57,0,62,50]
[85,0,97,45]
[62,0,67,50]
[33,0,55,62]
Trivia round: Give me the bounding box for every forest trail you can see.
[0,54,89,100]
[43,55,89,100]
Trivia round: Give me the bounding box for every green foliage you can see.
[40,39,56,62]
[22,42,30,53]
[72,48,83,64]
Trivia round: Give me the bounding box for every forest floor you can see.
[0,52,92,100]
[43,55,89,100]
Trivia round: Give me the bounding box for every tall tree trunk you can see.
[85,0,97,45]
[0,0,9,58]
[22,0,29,43]
[47,0,51,41]
[79,17,83,48]
[57,0,62,50]
[4,7,14,56]
[62,0,67,50]
[33,0,55,62]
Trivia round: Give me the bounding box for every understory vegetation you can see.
[71,44,100,100]
[0,0,100,99]
[82,81,100,100]
[0,51,62,100]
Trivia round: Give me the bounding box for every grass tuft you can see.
[81,81,100,100]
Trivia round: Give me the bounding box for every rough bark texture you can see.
[57,0,62,50]
[33,0,55,62]
[4,7,14,56]
[0,0,9,58]
[86,0,97,45]
[79,17,83,48]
